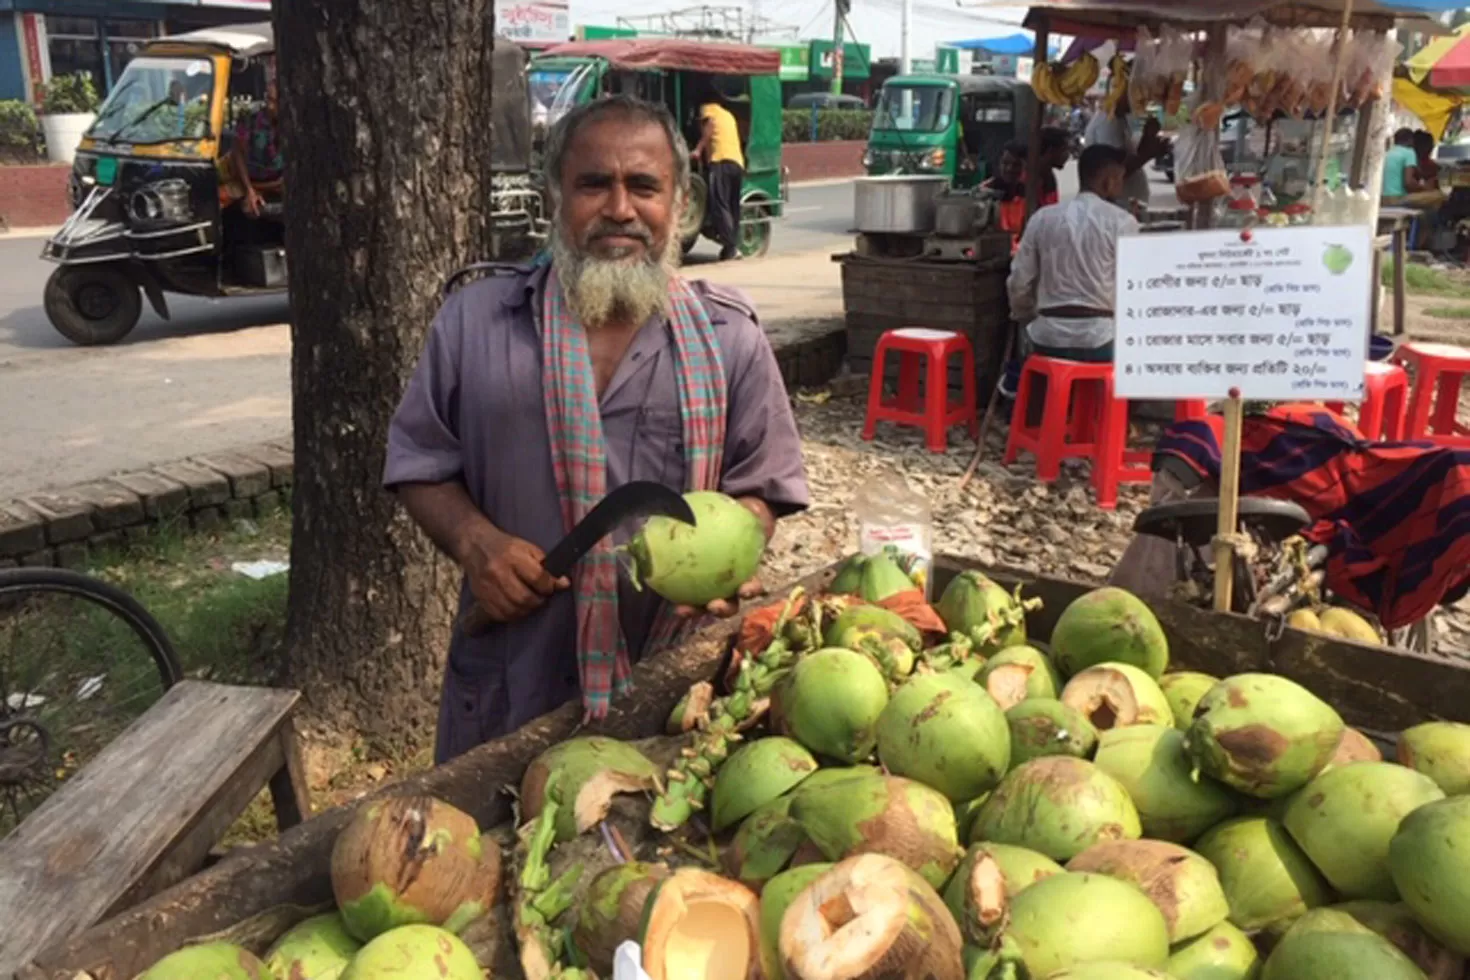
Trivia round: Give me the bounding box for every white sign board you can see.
[1114,225,1373,402]
[497,0,570,43]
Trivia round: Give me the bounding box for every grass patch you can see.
[1424,305,1470,320]
[1381,260,1470,298]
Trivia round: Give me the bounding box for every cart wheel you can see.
[738,191,772,260]
[681,172,709,256]
[44,266,143,346]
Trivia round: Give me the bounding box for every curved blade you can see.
[541,481,695,578]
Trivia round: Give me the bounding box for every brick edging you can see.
[0,444,294,569]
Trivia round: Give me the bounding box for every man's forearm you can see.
[395,480,501,567]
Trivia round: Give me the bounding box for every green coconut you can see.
[1050,587,1170,679]
[858,551,919,603]
[1397,722,1470,796]
[1282,761,1445,900]
[1261,909,1428,980]
[1061,662,1174,732]
[823,604,923,654]
[789,772,961,888]
[521,736,661,842]
[829,555,866,595]
[138,944,268,980]
[1093,725,1239,844]
[935,570,1028,655]
[712,736,819,832]
[330,797,501,942]
[759,864,833,980]
[1160,672,1219,731]
[1331,901,1466,980]
[1389,796,1470,956]
[875,672,1011,802]
[1004,872,1171,975]
[264,913,361,980]
[573,862,671,974]
[1066,840,1230,944]
[1327,728,1385,769]
[627,491,766,606]
[339,924,482,980]
[955,795,989,843]
[976,645,1063,710]
[725,797,809,889]
[1044,966,1178,980]
[778,648,889,763]
[1166,920,1261,980]
[969,756,1141,861]
[1185,674,1344,799]
[1006,699,1098,767]
[944,842,1064,940]
[1192,816,1331,932]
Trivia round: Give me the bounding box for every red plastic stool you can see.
[1093,391,1209,510]
[1396,342,1470,446]
[862,328,978,452]
[1324,361,1410,441]
[1004,356,1114,481]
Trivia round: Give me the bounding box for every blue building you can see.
[0,0,269,102]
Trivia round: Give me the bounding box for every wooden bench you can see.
[0,680,310,977]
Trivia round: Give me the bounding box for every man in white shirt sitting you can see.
[1007,144,1138,364]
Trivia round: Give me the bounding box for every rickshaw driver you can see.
[229,72,283,218]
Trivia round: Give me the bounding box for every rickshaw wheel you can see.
[44,266,143,347]
[680,172,710,255]
[737,191,772,260]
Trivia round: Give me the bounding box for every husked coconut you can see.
[976,646,1062,709]
[330,796,502,942]
[639,869,764,980]
[760,864,834,980]
[778,854,964,980]
[520,736,660,842]
[573,862,671,974]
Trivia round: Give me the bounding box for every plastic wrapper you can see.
[1173,121,1230,204]
[1223,22,1265,104]
[1302,33,1338,117]
[1343,32,1401,108]
[1130,26,1192,113]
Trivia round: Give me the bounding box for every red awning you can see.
[1430,34,1470,88]
[539,39,781,75]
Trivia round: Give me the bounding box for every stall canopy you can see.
[982,0,1450,33]
[1406,25,1470,89]
[949,33,1042,54]
[538,39,781,75]
[1391,76,1463,141]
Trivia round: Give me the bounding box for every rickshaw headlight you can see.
[921,148,946,170]
[131,179,193,225]
[862,150,872,168]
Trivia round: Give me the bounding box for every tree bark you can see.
[275,0,496,754]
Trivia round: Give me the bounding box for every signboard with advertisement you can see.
[498,0,570,44]
[19,12,49,102]
[778,44,810,81]
[809,39,870,80]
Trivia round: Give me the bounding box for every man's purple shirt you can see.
[383,263,809,760]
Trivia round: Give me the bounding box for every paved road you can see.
[0,172,1176,497]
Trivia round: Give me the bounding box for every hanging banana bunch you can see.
[1032,53,1100,107]
[1103,53,1130,116]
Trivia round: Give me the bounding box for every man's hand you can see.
[461,527,569,624]
[1137,116,1170,163]
[243,186,264,217]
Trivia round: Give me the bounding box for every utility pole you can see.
[900,0,912,74]
[831,0,850,96]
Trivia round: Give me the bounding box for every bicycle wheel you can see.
[0,567,182,834]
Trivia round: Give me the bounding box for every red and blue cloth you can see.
[1154,403,1470,630]
[541,266,727,719]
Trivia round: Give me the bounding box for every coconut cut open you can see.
[985,664,1036,711]
[958,850,1009,946]
[1061,667,1159,731]
[519,737,660,841]
[640,869,762,980]
[780,854,965,980]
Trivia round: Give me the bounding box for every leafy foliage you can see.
[782,108,873,143]
[40,72,100,115]
[0,99,42,161]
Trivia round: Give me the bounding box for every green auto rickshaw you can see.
[530,38,787,258]
[864,74,1037,190]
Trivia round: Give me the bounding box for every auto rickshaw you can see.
[39,26,541,346]
[863,74,1037,190]
[529,39,788,258]
[40,24,281,346]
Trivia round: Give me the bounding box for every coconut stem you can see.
[965,591,1042,651]
[515,776,586,980]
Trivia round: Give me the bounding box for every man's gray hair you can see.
[542,94,691,211]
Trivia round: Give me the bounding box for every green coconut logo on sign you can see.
[1322,243,1354,275]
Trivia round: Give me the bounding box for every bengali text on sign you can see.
[1113,226,1373,401]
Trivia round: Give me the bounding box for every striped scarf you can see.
[541,265,728,719]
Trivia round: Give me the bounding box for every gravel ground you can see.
[761,390,1470,659]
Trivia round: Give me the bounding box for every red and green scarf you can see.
[541,266,728,719]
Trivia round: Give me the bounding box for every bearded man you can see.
[383,96,809,763]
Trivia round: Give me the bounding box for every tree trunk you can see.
[275,0,496,755]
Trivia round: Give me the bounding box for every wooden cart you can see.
[14,556,1470,980]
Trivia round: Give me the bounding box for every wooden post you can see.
[1310,0,1356,214]
[1350,96,1378,188]
[1024,16,1049,226]
[1394,223,1408,335]
[1214,389,1245,612]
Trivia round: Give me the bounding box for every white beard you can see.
[549,220,683,329]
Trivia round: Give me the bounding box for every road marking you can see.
[784,206,822,214]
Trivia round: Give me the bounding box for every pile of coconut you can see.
[133,524,1470,980]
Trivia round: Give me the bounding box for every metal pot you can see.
[933,191,980,238]
[854,175,949,234]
